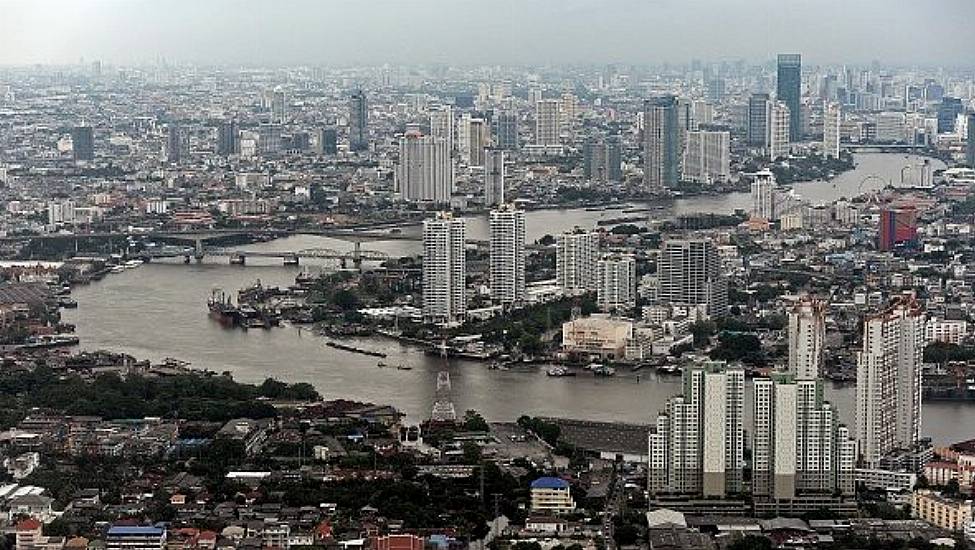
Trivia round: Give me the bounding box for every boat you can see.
[124,259,144,269]
[546,366,575,377]
[58,297,78,309]
[110,265,126,274]
[377,361,388,368]
[208,290,239,325]
[396,365,413,371]
[592,364,616,377]
[22,334,80,349]
[325,341,387,358]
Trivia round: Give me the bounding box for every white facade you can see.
[657,239,728,317]
[788,297,827,380]
[683,130,730,184]
[596,254,636,312]
[422,214,466,325]
[750,170,777,221]
[856,296,925,465]
[556,230,599,294]
[395,132,453,203]
[535,100,561,147]
[489,205,526,306]
[925,318,968,345]
[47,200,76,225]
[823,103,841,158]
[429,106,454,153]
[768,101,791,159]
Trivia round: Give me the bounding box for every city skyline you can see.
[1,0,974,67]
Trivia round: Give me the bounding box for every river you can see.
[62,153,974,444]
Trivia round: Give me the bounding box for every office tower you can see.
[648,361,744,497]
[823,103,841,159]
[535,99,561,147]
[856,296,925,466]
[752,375,857,500]
[878,207,918,251]
[489,205,526,306]
[271,87,287,124]
[430,106,454,154]
[556,230,599,294]
[583,137,608,182]
[747,93,771,147]
[968,113,975,167]
[217,119,238,157]
[560,92,577,133]
[422,213,467,325]
[492,110,519,150]
[395,131,453,204]
[71,126,94,161]
[166,124,184,164]
[484,149,505,206]
[692,100,714,127]
[643,96,680,189]
[682,130,730,184]
[596,254,636,312]
[258,123,282,156]
[937,97,962,133]
[776,54,802,141]
[349,89,368,151]
[319,127,338,155]
[788,297,826,380]
[657,239,727,317]
[606,134,623,182]
[706,78,726,103]
[466,118,488,167]
[768,101,792,159]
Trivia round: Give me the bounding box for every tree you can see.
[462,441,482,464]
[462,410,490,432]
[728,535,773,550]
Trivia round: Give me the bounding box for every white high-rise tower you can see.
[788,297,827,380]
[556,230,599,294]
[422,213,467,325]
[489,205,526,306]
[395,131,453,204]
[823,103,841,159]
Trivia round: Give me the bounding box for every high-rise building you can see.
[878,207,918,251]
[484,149,505,207]
[489,205,526,306]
[657,239,728,317]
[776,54,802,141]
[556,230,599,294]
[270,87,287,124]
[648,361,745,498]
[937,97,963,134]
[706,78,726,103]
[768,101,792,159]
[643,96,680,189]
[856,296,925,466]
[788,297,826,380]
[48,200,76,225]
[430,106,454,154]
[349,90,368,152]
[682,130,730,184]
[258,123,282,156]
[71,126,94,162]
[422,213,467,325]
[560,93,577,135]
[492,110,519,150]
[166,123,185,164]
[535,100,561,147]
[747,94,771,147]
[318,127,338,155]
[596,254,636,312]
[966,113,975,167]
[823,103,841,158]
[583,137,608,182]
[217,119,239,157]
[395,131,453,204]
[466,118,488,167]
[606,134,623,182]
[752,375,856,500]
[750,170,777,221]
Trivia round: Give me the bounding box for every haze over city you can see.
[2,0,974,66]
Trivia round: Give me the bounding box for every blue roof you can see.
[108,526,165,536]
[531,477,569,489]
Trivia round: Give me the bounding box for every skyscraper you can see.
[966,113,975,167]
[484,149,505,207]
[582,136,608,182]
[776,54,802,141]
[606,134,623,182]
[856,296,925,465]
[395,131,453,204]
[752,375,856,500]
[768,101,792,159]
[492,110,519,150]
[430,106,454,154]
[878,206,918,251]
[643,96,680,189]
[788,297,826,380]
[349,89,368,152]
[489,205,526,306]
[596,254,636,312]
[937,97,963,134]
[466,118,488,167]
[318,127,338,155]
[422,213,467,325]
[657,239,728,317]
[747,93,771,147]
[750,170,777,221]
[823,103,841,159]
[648,361,744,498]
[556,230,599,294]
[217,119,238,157]
[535,100,561,148]
[166,123,184,164]
[682,130,730,184]
[270,87,287,124]
[71,126,94,162]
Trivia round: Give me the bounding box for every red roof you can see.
[17,518,42,531]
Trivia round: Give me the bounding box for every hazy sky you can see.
[1,0,973,67]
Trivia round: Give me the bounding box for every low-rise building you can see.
[561,315,633,360]
[530,477,576,514]
[913,490,973,531]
